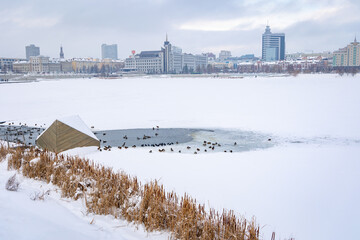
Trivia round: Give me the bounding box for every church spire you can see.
[60,45,64,59]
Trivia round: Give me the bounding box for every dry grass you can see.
[5,146,260,240]
[0,144,10,162]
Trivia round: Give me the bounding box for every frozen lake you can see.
[1,74,360,240]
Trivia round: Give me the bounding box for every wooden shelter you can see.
[36,116,99,153]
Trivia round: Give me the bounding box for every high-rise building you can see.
[163,34,172,73]
[25,44,40,60]
[333,37,360,67]
[60,46,64,59]
[101,44,118,60]
[262,25,285,61]
[219,50,231,61]
[163,35,183,73]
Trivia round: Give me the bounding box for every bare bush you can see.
[5,174,19,191]
[30,190,50,201]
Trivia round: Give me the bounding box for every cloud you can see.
[0,7,60,29]
[178,6,343,32]
[0,0,359,59]
[13,17,59,28]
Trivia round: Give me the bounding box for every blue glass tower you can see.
[262,25,285,61]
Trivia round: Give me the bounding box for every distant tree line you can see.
[75,63,124,76]
[75,62,359,76]
[333,66,359,76]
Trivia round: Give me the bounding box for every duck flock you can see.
[1,122,274,154]
[94,126,255,154]
[0,122,45,147]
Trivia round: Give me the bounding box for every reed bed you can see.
[5,145,260,240]
[0,144,10,162]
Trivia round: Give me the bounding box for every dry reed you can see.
[4,146,260,240]
[0,144,10,162]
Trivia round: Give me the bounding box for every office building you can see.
[195,54,208,69]
[182,53,208,72]
[125,51,164,73]
[333,37,360,67]
[0,57,26,72]
[101,44,118,60]
[124,35,207,74]
[26,44,40,60]
[163,35,184,73]
[182,53,196,71]
[262,25,285,61]
[219,50,231,61]
[172,46,183,73]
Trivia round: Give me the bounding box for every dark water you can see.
[95,128,200,148]
[0,124,44,146]
[0,124,275,153]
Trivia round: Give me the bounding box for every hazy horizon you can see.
[1,0,359,59]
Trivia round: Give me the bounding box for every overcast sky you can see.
[1,0,359,59]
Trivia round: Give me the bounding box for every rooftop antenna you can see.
[166,32,168,42]
[355,34,357,43]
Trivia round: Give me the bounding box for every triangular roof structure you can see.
[36,115,99,153]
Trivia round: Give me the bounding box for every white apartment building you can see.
[125,51,164,73]
[172,46,183,73]
[182,53,196,71]
[182,53,208,72]
[195,54,208,68]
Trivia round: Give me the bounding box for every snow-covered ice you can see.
[2,74,360,138]
[1,74,360,240]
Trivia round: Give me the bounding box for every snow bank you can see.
[71,143,360,240]
[0,160,168,240]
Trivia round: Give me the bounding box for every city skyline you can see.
[0,0,359,59]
